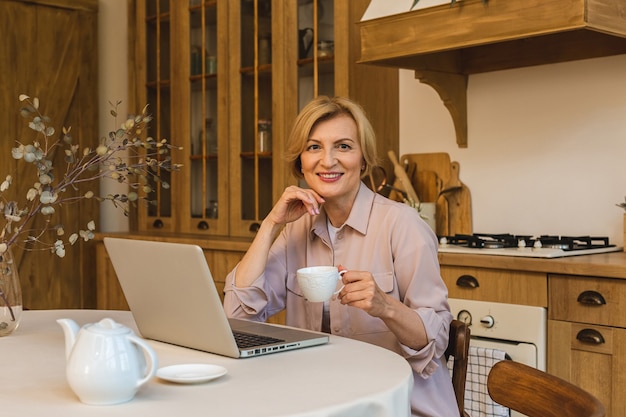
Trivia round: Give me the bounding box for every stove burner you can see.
[537,235,611,251]
[444,233,535,249]
[482,240,504,249]
[441,233,614,252]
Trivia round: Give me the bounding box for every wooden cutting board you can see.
[400,153,472,236]
[444,184,472,235]
[401,153,452,189]
[416,170,440,202]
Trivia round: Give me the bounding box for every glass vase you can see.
[0,248,23,336]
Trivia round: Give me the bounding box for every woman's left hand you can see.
[336,265,428,350]
[336,265,389,318]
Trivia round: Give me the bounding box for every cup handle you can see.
[333,269,348,295]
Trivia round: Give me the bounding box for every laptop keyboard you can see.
[233,331,284,349]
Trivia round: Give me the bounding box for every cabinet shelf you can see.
[240,151,272,159]
[190,74,217,87]
[146,12,171,24]
[240,64,272,74]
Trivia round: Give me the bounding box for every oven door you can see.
[448,298,546,417]
[470,337,538,368]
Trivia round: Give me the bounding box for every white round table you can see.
[2,310,413,416]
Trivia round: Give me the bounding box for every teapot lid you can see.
[86,318,132,335]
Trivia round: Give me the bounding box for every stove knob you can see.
[457,310,472,325]
[480,315,495,328]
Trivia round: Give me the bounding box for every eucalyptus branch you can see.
[0,95,181,257]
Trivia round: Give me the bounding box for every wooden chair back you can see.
[445,319,471,417]
[487,360,606,417]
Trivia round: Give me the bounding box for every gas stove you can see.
[438,233,622,258]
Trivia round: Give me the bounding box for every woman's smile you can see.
[317,172,343,181]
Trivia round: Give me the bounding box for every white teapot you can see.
[57,317,158,405]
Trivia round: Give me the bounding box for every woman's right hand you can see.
[234,186,323,287]
[266,186,325,225]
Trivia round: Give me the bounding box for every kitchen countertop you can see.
[438,250,626,279]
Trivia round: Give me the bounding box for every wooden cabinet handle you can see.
[152,219,164,229]
[576,328,606,345]
[577,290,606,306]
[456,275,479,289]
[249,223,261,233]
[197,221,209,230]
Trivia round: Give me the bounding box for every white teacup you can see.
[296,266,347,302]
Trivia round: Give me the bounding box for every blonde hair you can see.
[285,96,379,180]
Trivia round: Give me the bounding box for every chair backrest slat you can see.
[446,319,470,417]
[487,360,605,417]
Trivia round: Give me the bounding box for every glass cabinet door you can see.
[182,0,228,235]
[296,0,335,110]
[138,0,175,232]
[230,0,274,237]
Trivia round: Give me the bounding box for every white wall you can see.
[399,55,626,246]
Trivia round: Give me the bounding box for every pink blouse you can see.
[224,183,458,416]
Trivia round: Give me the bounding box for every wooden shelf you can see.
[358,0,626,147]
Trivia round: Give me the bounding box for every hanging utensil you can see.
[388,150,420,205]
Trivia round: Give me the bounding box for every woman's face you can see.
[300,114,363,203]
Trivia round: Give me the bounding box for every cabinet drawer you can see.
[441,266,547,307]
[549,274,626,328]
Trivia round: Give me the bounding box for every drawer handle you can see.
[456,275,479,289]
[152,219,164,229]
[576,328,605,345]
[249,222,261,233]
[197,221,209,230]
[577,290,606,306]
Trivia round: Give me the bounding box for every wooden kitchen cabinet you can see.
[440,265,548,307]
[549,274,626,416]
[440,253,626,415]
[127,0,398,238]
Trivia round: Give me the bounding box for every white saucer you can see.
[156,364,228,384]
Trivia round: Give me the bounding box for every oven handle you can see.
[576,290,606,306]
[456,275,479,288]
[576,328,606,345]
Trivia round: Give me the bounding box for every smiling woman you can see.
[224,96,459,417]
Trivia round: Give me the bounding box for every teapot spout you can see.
[57,318,80,360]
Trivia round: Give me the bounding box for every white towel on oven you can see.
[447,346,510,417]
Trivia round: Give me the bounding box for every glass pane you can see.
[145,1,172,218]
[240,0,273,222]
[189,1,219,220]
[297,0,335,110]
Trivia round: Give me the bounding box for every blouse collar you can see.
[310,182,374,239]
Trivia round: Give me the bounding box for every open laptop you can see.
[103,237,328,358]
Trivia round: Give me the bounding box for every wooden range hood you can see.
[358,0,626,147]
